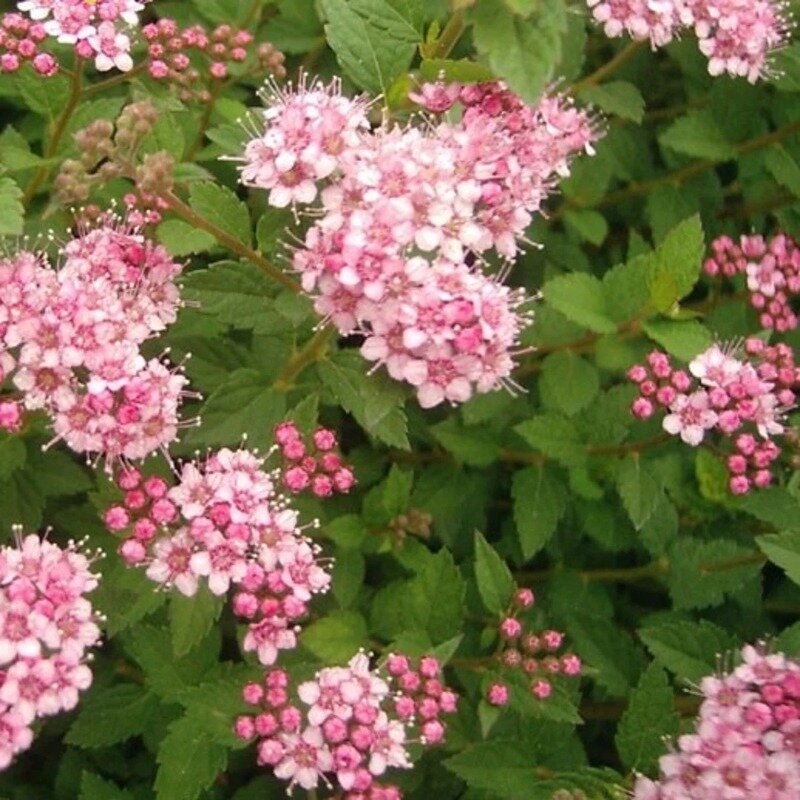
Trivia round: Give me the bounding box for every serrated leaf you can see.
[185,369,286,451]
[430,417,501,466]
[542,273,617,333]
[93,561,166,637]
[79,772,134,800]
[514,415,586,467]
[474,531,516,614]
[66,684,159,748]
[563,208,609,245]
[157,219,216,256]
[0,177,24,236]
[0,435,25,481]
[643,319,712,361]
[639,620,737,681]
[469,0,566,104]
[318,353,409,449]
[617,456,662,530]
[418,58,496,83]
[169,586,224,658]
[302,610,369,662]
[512,465,567,558]
[659,111,736,161]
[668,538,762,610]
[540,350,600,416]
[765,145,800,197]
[615,664,678,773]
[568,615,646,697]
[188,182,251,246]
[647,215,705,312]
[758,530,800,586]
[739,488,800,528]
[406,549,466,643]
[155,715,228,800]
[321,0,419,94]
[580,81,645,123]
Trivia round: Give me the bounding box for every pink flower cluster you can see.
[704,233,800,332]
[234,652,457,797]
[142,18,286,104]
[487,589,581,706]
[239,78,599,408]
[16,0,151,72]
[634,644,800,799]
[103,445,332,666]
[629,339,799,493]
[0,532,101,771]
[0,218,191,465]
[586,0,790,82]
[274,421,356,497]
[0,12,57,75]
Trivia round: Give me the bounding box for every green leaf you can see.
[776,621,800,656]
[302,610,369,662]
[542,273,617,333]
[659,111,736,161]
[332,547,365,608]
[514,415,586,467]
[563,209,609,245]
[764,145,800,197]
[169,587,224,658]
[0,434,26,481]
[668,538,762,610]
[639,619,737,681]
[380,464,413,518]
[321,0,420,94]
[14,69,69,119]
[25,445,93,497]
[647,214,705,312]
[616,456,663,530]
[264,0,324,54]
[318,352,409,449]
[739,488,800,528]
[468,0,566,104]
[615,664,678,773]
[79,773,134,800]
[157,219,216,256]
[256,207,293,257]
[580,81,645,123]
[155,715,228,800]
[643,319,712,361]
[539,350,600,416]
[568,615,646,697]
[474,531,516,614]
[188,182,251,246]
[0,177,24,236]
[602,254,651,323]
[758,530,800,586]
[93,561,166,637]
[418,58,496,83]
[512,465,567,558]
[185,369,287,452]
[430,417,501,466]
[66,684,159,748]
[0,471,45,533]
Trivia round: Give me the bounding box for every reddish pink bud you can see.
[104,506,130,532]
[514,588,535,608]
[531,679,552,699]
[313,427,337,451]
[487,682,509,706]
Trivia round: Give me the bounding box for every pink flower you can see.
[662,390,718,445]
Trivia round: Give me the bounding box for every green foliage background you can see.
[1,0,800,798]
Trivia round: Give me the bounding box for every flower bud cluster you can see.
[234,652,457,797]
[142,18,286,104]
[0,532,102,771]
[487,589,581,706]
[704,232,800,332]
[634,644,800,799]
[629,339,799,493]
[0,12,57,75]
[239,77,600,408]
[102,445,333,666]
[55,101,162,205]
[274,421,356,497]
[16,0,152,73]
[586,0,790,82]
[0,216,191,464]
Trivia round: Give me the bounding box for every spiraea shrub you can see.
[1,0,800,798]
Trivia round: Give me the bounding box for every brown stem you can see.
[159,189,301,293]
[572,41,644,94]
[185,83,224,161]
[82,61,147,97]
[580,695,701,722]
[273,325,336,391]
[553,119,800,218]
[22,59,85,205]
[719,191,797,220]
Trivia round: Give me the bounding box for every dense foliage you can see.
[1,0,800,798]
